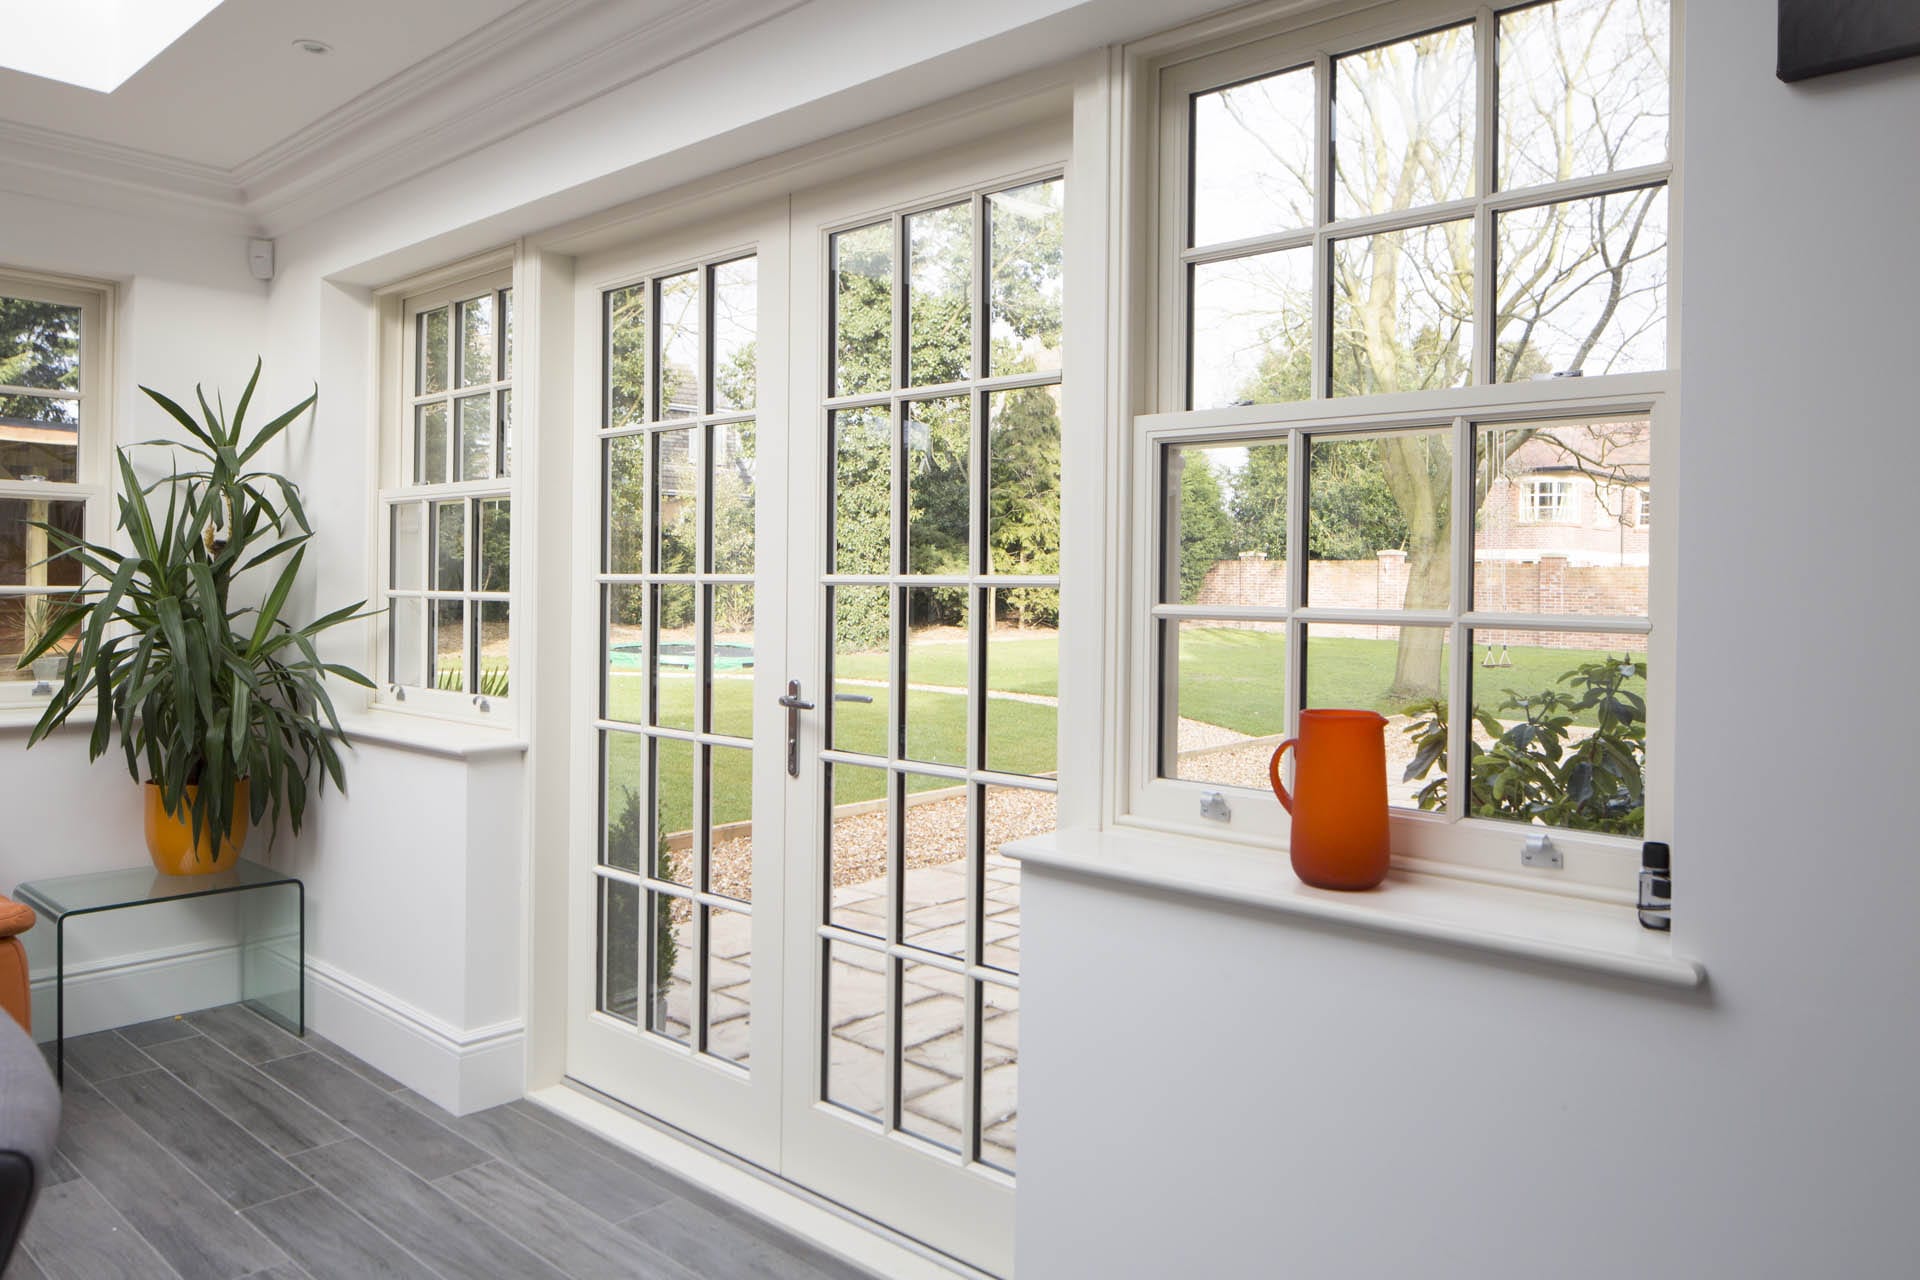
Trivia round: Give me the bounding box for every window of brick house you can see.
[1525,477,1575,523]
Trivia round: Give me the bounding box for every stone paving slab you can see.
[634,823,1027,1170]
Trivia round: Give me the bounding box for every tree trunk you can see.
[22,498,48,655]
[1390,539,1449,699]
[1379,437,1450,700]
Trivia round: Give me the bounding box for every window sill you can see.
[0,703,77,735]
[1005,827,1704,989]
[335,709,528,762]
[0,705,527,761]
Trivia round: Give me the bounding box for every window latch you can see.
[1522,832,1562,870]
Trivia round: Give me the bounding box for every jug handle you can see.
[1269,739,1297,813]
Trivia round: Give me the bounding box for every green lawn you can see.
[825,681,1058,778]
[592,627,1638,853]
[833,629,1060,698]
[600,651,1058,847]
[1172,628,1644,737]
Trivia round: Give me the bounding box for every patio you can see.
[652,792,1037,1172]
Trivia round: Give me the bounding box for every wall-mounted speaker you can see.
[1779,0,1920,82]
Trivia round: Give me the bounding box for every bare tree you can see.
[1203,1,1667,698]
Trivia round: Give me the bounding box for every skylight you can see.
[0,0,225,93]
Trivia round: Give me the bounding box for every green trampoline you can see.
[608,641,755,672]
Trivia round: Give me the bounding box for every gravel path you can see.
[1176,717,1252,752]
[674,786,1058,902]
[1173,713,1437,807]
[824,786,1058,887]
[1172,712,1601,811]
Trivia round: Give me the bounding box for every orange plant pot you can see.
[143,780,250,876]
[1269,709,1390,891]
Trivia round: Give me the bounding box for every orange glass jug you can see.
[1269,709,1391,890]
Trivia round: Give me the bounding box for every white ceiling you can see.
[0,0,524,170]
[0,1,226,94]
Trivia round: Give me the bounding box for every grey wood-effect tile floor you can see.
[8,1005,874,1280]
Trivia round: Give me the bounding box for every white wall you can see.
[0,187,267,414]
[272,740,528,1113]
[1016,1,1920,1275]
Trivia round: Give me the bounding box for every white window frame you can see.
[1120,0,1681,895]
[374,255,518,723]
[0,268,113,711]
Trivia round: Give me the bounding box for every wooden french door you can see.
[566,204,793,1167]
[776,132,1065,1277]
[568,124,1066,1277]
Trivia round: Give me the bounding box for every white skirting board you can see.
[28,937,242,1041]
[304,958,525,1115]
[28,944,524,1115]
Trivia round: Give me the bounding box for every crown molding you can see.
[228,0,603,192]
[537,62,1079,258]
[0,0,805,238]
[240,0,808,235]
[0,116,252,229]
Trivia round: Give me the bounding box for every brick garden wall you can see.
[1196,552,1648,652]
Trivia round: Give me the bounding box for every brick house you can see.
[1477,420,1650,568]
[1196,420,1651,644]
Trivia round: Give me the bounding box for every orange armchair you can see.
[0,898,31,1033]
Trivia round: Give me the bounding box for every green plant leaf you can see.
[233,358,260,433]
[14,600,88,669]
[238,387,317,466]
[115,451,163,564]
[238,532,311,575]
[1403,738,1445,783]
[87,648,115,759]
[247,545,305,657]
[139,385,223,453]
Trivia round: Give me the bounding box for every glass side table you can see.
[14,859,304,1085]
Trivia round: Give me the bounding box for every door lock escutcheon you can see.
[778,679,816,777]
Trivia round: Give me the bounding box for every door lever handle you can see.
[779,679,814,777]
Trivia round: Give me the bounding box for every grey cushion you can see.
[0,1013,59,1271]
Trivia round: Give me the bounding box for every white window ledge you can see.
[334,710,528,762]
[0,703,81,735]
[0,704,526,762]
[1006,827,1704,989]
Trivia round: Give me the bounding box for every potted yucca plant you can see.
[17,361,373,874]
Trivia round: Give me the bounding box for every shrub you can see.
[1401,655,1647,836]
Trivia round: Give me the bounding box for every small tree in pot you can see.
[17,362,374,873]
